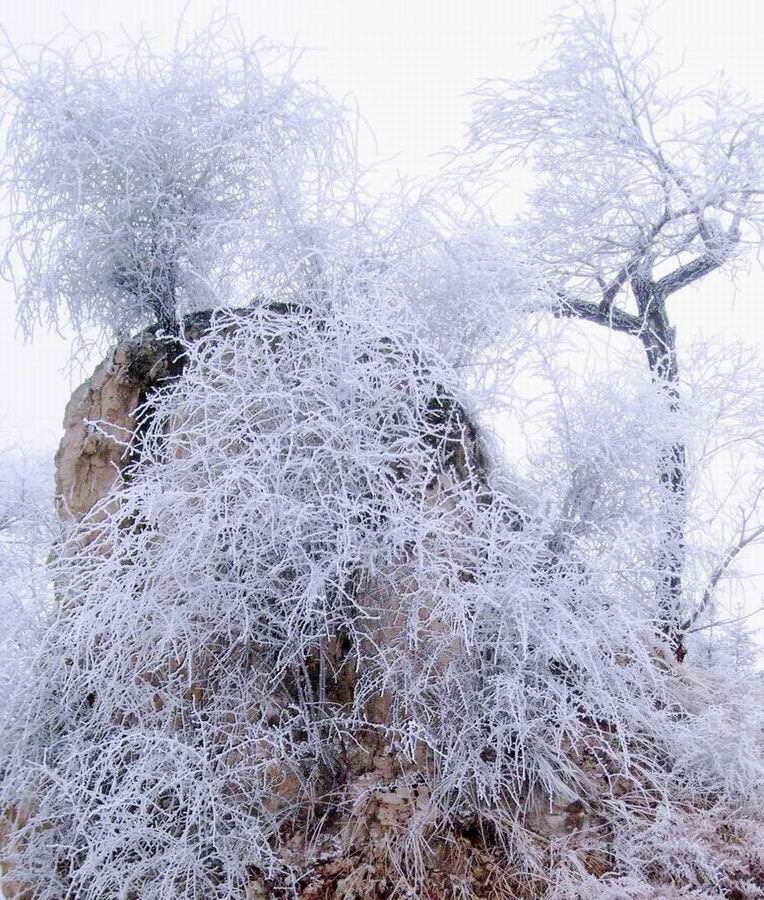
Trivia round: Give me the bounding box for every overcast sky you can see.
[1,0,763,450]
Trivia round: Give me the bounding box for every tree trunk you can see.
[634,277,688,660]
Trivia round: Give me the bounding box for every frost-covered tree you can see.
[3,300,764,899]
[465,0,764,657]
[0,447,56,708]
[0,18,356,340]
[1,7,764,900]
[507,327,764,671]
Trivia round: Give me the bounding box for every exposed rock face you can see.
[55,313,213,522]
[55,334,169,521]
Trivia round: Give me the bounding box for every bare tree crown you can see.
[468,1,763,319]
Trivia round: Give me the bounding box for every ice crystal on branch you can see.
[1,5,764,897]
[467,1,764,304]
[0,448,55,709]
[461,0,764,661]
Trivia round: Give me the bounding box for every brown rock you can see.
[54,312,214,522]
[54,333,172,521]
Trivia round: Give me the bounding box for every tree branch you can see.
[654,252,726,298]
[656,218,743,298]
[681,518,764,634]
[555,292,642,335]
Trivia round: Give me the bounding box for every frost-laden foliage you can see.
[0,19,356,340]
[522,362,688,606]
[503,329,764,670]
[374,190,546,375]
[463,0,764,667]
[0,448,55,709]
[2,304,763,898]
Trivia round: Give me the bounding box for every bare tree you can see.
[466,0,764,656]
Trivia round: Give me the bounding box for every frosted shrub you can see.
[0,19,356,341]
[0,448,56,713]
[2,298,762,897]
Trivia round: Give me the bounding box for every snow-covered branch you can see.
[0,17,359,343]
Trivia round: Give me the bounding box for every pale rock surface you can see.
[54,313,212,522]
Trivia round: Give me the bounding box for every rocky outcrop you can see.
[55,333,169,521]
[21,310,762,899]
[54,313,213,522]
[42,310,520,898]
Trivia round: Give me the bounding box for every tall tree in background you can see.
[466,0,764,657]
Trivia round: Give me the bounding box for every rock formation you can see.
[55,313,214,523]
[3,307,763,899]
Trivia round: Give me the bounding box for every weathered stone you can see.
[55,334,171,521]
[54,312,213,522]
